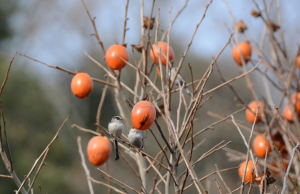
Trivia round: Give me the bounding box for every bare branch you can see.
[0,52,17,96]
[77,136,94,194]
[16,116,69,194]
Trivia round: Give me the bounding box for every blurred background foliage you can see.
[0,0,300,193]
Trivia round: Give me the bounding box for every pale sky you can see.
[7,0,300,72]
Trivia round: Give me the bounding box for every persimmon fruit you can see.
[282,105,294,123]
[232,42,252,66]
[71,72,93,99]
[245,100,264,123]
[296,55,300,68]
[253,135,272,158]
[87,136,112,166]
[105,44,129,70]
[291,92,300,114]
[131,101,156,130]
[238,160,256,183]
[150,42,175,66]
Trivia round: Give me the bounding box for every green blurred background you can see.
[0,0,300,193]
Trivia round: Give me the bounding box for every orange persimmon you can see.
[291,92,300,114]
[282,105,294,123]
[253,135,272,158]
[296,55,300,68]
[238,160,257,183]
[245,100,264,123]
[71,72,93,99]
[131,101,156,130]
[105,44,129,70]
[150,42,175,66]
[232,42,252,66]
[87,136,112,166]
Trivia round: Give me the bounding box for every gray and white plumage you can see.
[128,128,145,156]
[108,116,124,160]
[128,128,143,149]
[170,67,192,96]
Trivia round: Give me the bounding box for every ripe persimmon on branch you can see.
[1,0,300,194]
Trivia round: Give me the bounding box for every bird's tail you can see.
[184,86,192,96]
[114,139,119,160]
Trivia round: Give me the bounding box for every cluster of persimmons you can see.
[70,32,300,187]
[232,41,300,185]
[70,41,173,166]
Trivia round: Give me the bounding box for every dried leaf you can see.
[236,20,247,33]
[268,20,280,32]
[251,8,261,17]
[266,169,271,177]
[257,168,276,194]
[269,177,276,184]
[143,16,155,30]
[131,44,144,53]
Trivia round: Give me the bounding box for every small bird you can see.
[108,116,124,160]
[170,67,192,96]
[128,128,144,155]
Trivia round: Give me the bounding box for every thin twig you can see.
[16,116,69,194]
[240,106,258,194]
[0,101,13,171]
[215,164,231,194]
[0,52,17,96]
[0,174,11,178]
[231,116,258,177]
[122,0,129,45]
[148,128,171,167]
[96,83,109,134]
[98,168,140,194]
[81,0,106,55]
[19,53,116,88]
[170,0,213,90]
[90,176,126,194]
[119,152,143,186]
[183,167,238,192]
[77,136,94,194]
[154,119,174,154]
[203,60,261,96]
[281,143,300,194]
[213,178,222,194]
[184,107,246,144]
[0,133,27,194]
[27,148,49,192]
